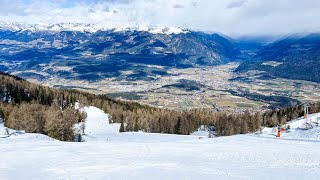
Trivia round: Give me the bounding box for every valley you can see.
[1,23,320,112]
[20,62,320,112]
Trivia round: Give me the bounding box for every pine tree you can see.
[77,133,82,142]
[133,119,139,132]
[119,121,125,132]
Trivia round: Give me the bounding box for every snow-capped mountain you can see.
[0,21,240,82]
[0,21,189,34]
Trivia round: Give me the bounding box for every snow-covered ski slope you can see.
[1,107,320,180]
[259,113,320,142]
[81,106,118,142]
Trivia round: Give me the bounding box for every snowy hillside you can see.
[259,113,320,141]
[1,108,320,179]
[0,120,54,142]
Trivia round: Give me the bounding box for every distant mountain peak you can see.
[0,21,189,34]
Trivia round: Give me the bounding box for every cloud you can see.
[0,0,319,36]
[226,0,247,9]
[173,4,185,9]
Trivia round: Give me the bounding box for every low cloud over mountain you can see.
[0,0,319,36]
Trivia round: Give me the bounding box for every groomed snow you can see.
[1,107,320,179]
[81,106,117,142]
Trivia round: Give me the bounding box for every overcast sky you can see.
[0,0,319,36]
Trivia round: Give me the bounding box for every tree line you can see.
[1,72,320,140]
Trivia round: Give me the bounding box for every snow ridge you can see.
[0,21,189,34]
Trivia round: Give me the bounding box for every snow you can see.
[287,113,320,129]
[81,106,117,142]
[190,125,214,137]
[190,130,209,137]
[1,107,320,179]
[0,21,189,34]
[147,27,188,34]
[0,122,54,141]
[257,113,320,143]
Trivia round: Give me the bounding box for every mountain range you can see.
[0,21,191,34]
[235,33,320,82]
[0,22,240,82]
[0,21,319,83]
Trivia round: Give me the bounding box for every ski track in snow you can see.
[1,106,320,179]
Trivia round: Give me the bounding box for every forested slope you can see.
[1,72,320,140]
